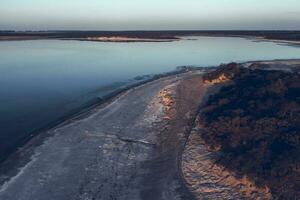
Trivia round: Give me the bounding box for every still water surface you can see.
[1,36,300,160]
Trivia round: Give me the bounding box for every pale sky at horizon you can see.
[1,0,300,30]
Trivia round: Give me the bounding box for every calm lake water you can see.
[1,36,300,160]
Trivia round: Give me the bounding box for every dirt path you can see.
[0,72,206,200]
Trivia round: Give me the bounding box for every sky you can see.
[1,0,300,30]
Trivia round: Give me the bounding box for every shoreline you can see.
[1,36,300,46]
[0,69,207,199]
[252,36,300,46]
[0,59,299,199]
[1,32,300,45]
[0,36,180,42]
[0,66,200,186]
[1,58,299,174]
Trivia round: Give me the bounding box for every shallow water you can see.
[0,36,300,160]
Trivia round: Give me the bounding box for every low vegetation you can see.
[200,63,300,199]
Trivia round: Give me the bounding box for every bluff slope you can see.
[199,63,300,199]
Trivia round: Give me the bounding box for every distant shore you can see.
[0,36,180,43]
[1,30,300,44]
[77,36,180,42]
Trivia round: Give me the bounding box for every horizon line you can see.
[1,29,300,32]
